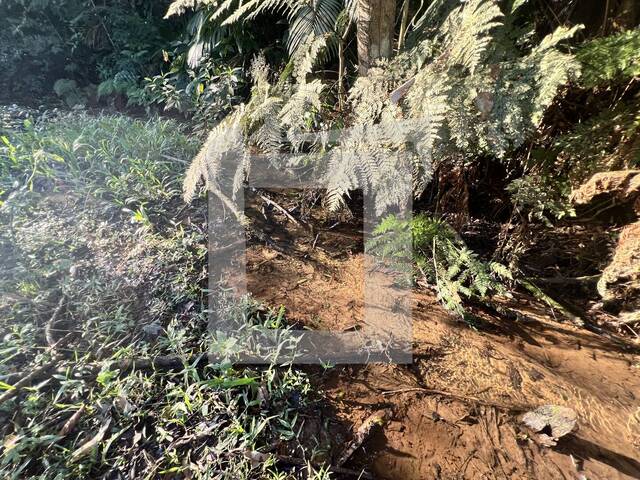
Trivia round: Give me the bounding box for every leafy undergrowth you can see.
[0,111,332,480]
[368,213,513,317]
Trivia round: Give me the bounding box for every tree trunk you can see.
[357,0,397,75]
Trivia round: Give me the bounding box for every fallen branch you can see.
[0,332,75,404]
[380,387,531,412]
[337,409,392,467]
[44,295,67,348]
[257,192,302,227]
[0,353,64,404]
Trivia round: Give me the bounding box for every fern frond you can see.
[252,112,284,156]
[184,9,231,67]
[348,67,392,125]
[443,0,503,72]
[279,79,324,150]
[535,24,583,52]
[183,144,208,203]
[324,119,417,214]
[576,27,640,88]
[520,25,582,125]
[210,0,237,21]
[530,49,580,125]
[221,0,293,25]
[368,213,510,316]
[165,0,200,18]
[291,33,328,83]
[183,108,245,203]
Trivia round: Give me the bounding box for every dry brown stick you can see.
[0,332,74,404]
[0,354,64,404]
[211,238,246,255]
[337,409,392,467]
[311,232,320,250]
[58,405,86,437]
[44,295,66,348]
[257,193,302,227]
[380,387,531,412]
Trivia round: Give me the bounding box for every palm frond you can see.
[287,0,343,54]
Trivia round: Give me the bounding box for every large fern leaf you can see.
[443,0,503,72]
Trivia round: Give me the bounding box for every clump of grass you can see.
[0,113,197,210]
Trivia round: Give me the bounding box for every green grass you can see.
[0,111,334,480]
[1,113,196,210]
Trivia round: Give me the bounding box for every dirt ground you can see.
[241,193,640,479]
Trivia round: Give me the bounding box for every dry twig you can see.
[0,354,64,404]
[0,332,74,404]
[337,409,392,467]
[258,192,303,227]
[44,295,66,348]
[58,405,86,437]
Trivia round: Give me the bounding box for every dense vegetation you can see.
[1,0,639,478]
[0,112,334,479]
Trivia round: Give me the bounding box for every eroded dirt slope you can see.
[247,242,640,479]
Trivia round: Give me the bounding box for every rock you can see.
[572,172,640,321]
[571,170,640,219]
[522,405,578,446]
[597,221,640,316]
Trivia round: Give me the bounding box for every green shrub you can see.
[576,28,640,88]
[369,213,512,316]
[506,175,575,226]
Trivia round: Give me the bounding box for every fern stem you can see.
[397,0,410,51]
[338,20,353,111]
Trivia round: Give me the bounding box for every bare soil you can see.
[243,194,640,480]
